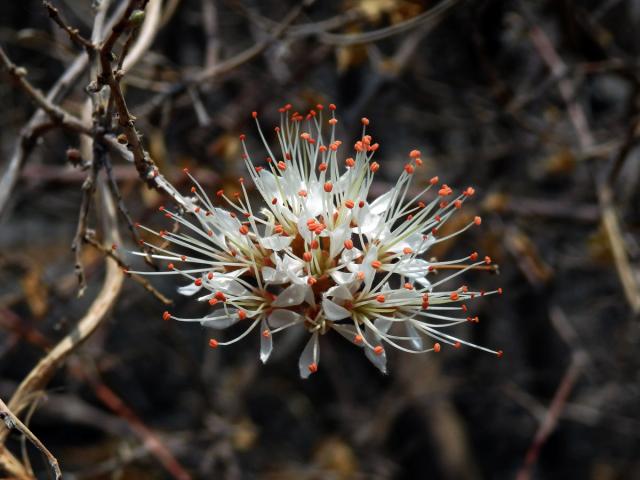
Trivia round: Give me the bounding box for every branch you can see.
[43,1,94,53]
[0,398,61,480]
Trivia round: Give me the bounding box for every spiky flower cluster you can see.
[129,104,502,378]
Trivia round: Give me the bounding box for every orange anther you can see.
[433,343,441,352]
[162,311,171,321]
[484,256,492,264]
[354,335,363,344]
[298,189,308,197]
[277,161,286,170]
[238,310,247,320]
[195,278,202,286]
[208,298,218,306]
[209,339,219,348]
[344,239,354,250]
[344,199,355,209]
[498,287,503,295]
[376,294,385,303]
[403,247,413,255]
[262,329,271,338]
[318,162,328,172]
[373,345,384,355]
[404,282,414,290]
[497,350,504,358]
[307,276,317,285]
[469,252,478,261]
[303,252,312,262]
[404,164,414,174]
[361,117,370,126]
[324,181,333,193]
[357,272,365,280]
[450,292,459,301]
[239,225,249,235]
[308,362,318,373]
[454,341,461,349]
[371,260,382,269]
[215,292,226,301]
[370,162,380,173]
[310,240,319,249]
[345,157,355,167]
[474,216,482,225]
[328,118,338,125]
[464,187,475,196]
[430,176,439,185]
[438,184,453,196]
[329,103,336,110]
[409,149,421,158]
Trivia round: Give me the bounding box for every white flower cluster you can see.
[129,104,503,378]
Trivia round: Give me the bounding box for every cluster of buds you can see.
[128,104,502,378]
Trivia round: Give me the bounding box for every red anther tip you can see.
[183,168,189,174]
[373,345,384,355]
[344,239,354,250]
[303,252,312,262]
[344,199,355,209]
[430,176,439,185]
[168,263,174,270]
[403,247,413,255]
[308,362,318,373]
[361,117,370,125]
[238,310,247,320]
[450,292,459,301]
[262,329,270,338]
[323,181,333,192]
[208,298,218,306]
[370,162,380,173]
[195,278,202,286]
[111,244,117,250]
[474,216,482,225]
[354,334,363,344]
[376,294,385,303]
[498,287,503,295]
[329,103,336,110]
[251,111,258,119]
[484,256,492,264]
[470,252,478,261]
[215,292,226,301]
[209,339,219,348]
[216,189,224,197]
[371,260,382,269]
[162,311,171,321]
[404,164,415,174]
[307,276,317,285]
[310,240,319,249]
[454,341,461,349]
[409,149,421,158]
[497,350,504,358]
[239,225,249,235]
[328,118,338,125]
[434,343,441,352]
[239,134,246,141]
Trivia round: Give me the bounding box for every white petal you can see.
[177,282,202,296]
[332,324,363,347]
[260,235,293,251]
[268,309,303,328]
[325,285,353,301]
[393,259,429,279]
[260,318,273,363]
[329,224,350,258]
[405,321,424,350]
[369,187,396,215]
[330,270,357,285]
[364,323,387,374]
[200,314,239,330]
[322,298,351,320]
[298,332,319,379]
[272,283,307,307]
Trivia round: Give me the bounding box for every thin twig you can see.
[43,1,94,53]
[84,233,172,305]
[0,397,62,480]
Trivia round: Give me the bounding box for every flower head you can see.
[129,104,503,377]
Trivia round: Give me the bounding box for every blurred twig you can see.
[0,397,61,480]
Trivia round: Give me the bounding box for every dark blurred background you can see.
[1,0,640,478]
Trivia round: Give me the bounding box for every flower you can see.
[127,104,503,378]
